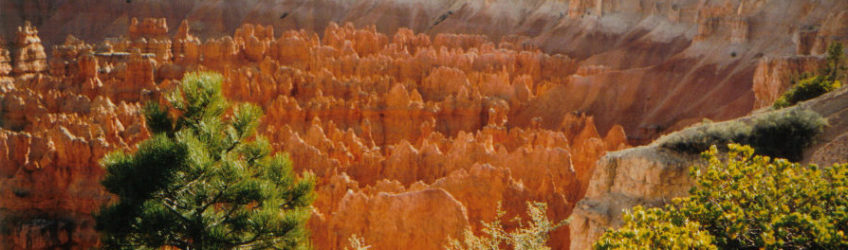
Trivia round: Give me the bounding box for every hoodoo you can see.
[1,0,847,249]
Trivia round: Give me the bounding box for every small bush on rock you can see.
[447,202,567,250]
[774,42,845,109]
[773,76,841,108]
[660,108,825,161]
[595,144,848,249]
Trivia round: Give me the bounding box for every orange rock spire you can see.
[0,19,625,249]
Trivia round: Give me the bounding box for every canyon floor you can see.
[1,0,847,249]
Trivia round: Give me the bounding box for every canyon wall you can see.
[752,56,824,109]
[1,0,847,249]
[570,86,848,249]
[0,19,630,249]
[569,147,695,250]
[4,0,848,143]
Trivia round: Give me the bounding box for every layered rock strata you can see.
[0,0,847,249]
[571,86,848,250]
[5,1,848,144]
[0,20,627,249]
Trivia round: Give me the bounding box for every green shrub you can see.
[659,108,825,161]
[747,109,827,161]
[595,144,848,249]
[659,119,749,155]
[447,202,567,250]
[594,206,716,250]
[96,72,315,249]
[773,76,841,108]
[821,42,846,82]
[774,42,845,109]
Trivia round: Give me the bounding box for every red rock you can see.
[0,38,13,86]
[810,11,848,55]
[753,56,826,109]
[329,189,469,250]
[128,18,169,40]
[1,1,848,249]
[0,64,148,247]
[201,36,237,70]
[113,50,157,102]
[3,18,630,250]
[12,22,47,79]
[173,21,202,66]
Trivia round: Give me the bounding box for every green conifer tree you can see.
[95,72,315,249]
[821,42,846,82]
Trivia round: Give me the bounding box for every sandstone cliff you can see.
[570,86,848,250]
[0,19,628,249]
[752,56,825,109]
[0,90,149,248]
[5,0,848,144]
[569,146,695,250]
[1,0,847,249]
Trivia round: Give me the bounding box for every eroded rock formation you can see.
[571,86,848,250]
[4,0,848,143]
[0,90,149,248]
[0,19,628,249]
[1,0,847,249]
[752,56,825,109]
[0,38,12,87]
[12,22,47,80]
[569,147,695,250]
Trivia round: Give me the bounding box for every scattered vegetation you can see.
[774,42,845,109]
[594,206,716,250]
[659,108,826,161]
[95,72,315,249]
[595,144,848,249]
[345,234,371,250]
[773,75,842,109]
[821,42,847,82]
[447,202,567,250]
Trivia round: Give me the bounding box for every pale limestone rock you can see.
[570,146,695,250]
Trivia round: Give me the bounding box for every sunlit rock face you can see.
[12,22,47,81]
[0,38,12,87]
[752,56,825,109]
[4,0,848,142]
[1,0,847,249]
[213,22,625,250]
[0,18,625,250]
[571,86,848,250]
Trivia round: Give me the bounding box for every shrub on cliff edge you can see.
[659,108,825,161]
[595,144,848,249]
[95,72,315,249]
[773,76,842,109]
[447,202,567,250]
[774,42,845,109]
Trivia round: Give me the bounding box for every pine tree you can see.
[821,42,846,82]
[95,72,315,249]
